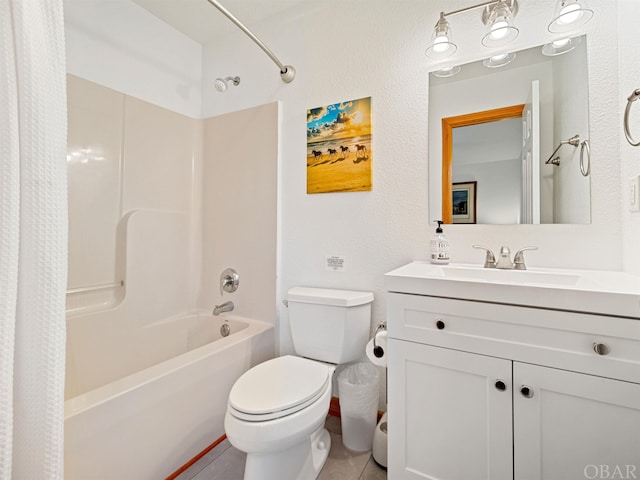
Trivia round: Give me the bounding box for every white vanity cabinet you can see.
[388,340,513,479]
[386,292,640,480]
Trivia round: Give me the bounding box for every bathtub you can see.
[64,313,274,480]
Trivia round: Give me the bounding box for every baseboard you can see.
[329,396,385,422]
[329,396,342,417]
[165,434,227,480]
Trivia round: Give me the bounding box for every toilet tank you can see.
[287,287,374,364]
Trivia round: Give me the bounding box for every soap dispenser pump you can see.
[430,220,450,265]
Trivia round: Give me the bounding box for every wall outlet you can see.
[631,175,640,213]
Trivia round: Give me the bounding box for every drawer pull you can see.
[593,342,610,356]
[520,385,534,398]
[435,320,445,330]
[495,380,507,391]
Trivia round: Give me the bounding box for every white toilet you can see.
[224,287,374,480]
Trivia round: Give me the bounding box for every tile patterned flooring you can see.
[175,416,387,480]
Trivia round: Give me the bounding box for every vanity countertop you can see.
[384,261,640,319]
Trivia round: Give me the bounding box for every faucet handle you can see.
[473,245,497,268]
[220,268,239,295]
[513,246,538,270]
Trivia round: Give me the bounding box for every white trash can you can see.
[337,362,379,452]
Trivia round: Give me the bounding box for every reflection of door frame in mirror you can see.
[442,104,525,224]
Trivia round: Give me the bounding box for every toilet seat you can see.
[228,355,331,422]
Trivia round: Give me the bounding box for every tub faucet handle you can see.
[220,268,239,295]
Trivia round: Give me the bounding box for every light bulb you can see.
[433,35,451,53]
[490,20,510,40]
[558,3,582,25]
[482,1,520,48]
[483,51,516,68]
[541,35,582,56]
[432,65,461,77]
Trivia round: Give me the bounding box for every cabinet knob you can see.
[520,385,534,398]
[435,320,445,330]
[593,342,610,356]
[495,380,507,391]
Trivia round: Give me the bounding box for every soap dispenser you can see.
[430,220,450,265]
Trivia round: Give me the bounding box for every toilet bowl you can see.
[224,287,374,480]
[224,356,334,480]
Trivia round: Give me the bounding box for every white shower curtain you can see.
[0,0,68,478]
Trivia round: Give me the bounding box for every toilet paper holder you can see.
[372,322,387,358]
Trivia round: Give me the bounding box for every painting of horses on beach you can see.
[306,96,372,194]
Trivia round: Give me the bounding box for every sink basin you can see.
[438,264,582,286]
[384,261,640,319]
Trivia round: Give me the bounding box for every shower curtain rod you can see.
[205,0,296,83]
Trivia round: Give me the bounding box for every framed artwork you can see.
[306,96,372,194]
[452,181,477,224]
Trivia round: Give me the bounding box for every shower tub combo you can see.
[64,312,274,479]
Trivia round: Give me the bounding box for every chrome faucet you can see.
[473,245,497,268]
[473,245,538,270]
[512,246,539,270]
[496,246,514,269]
[212,301,234,316]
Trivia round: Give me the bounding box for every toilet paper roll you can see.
[366,330,388,367]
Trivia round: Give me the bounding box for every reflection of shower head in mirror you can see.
[214,76,240,92]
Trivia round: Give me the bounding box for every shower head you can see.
[214,76,240,92]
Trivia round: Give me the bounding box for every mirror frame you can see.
[441,104,525,223]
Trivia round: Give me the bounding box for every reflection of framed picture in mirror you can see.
[452,181,476,224]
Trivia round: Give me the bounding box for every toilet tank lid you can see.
[287,287,374,307]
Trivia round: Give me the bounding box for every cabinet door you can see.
[514,362,640,480]
[388,339,513,480]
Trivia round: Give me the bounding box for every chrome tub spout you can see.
[212,301,234,316]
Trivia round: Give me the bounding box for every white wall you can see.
[64,0,203,118]
[454,159,522,224]
[65,77,201,396]
[451,116,523,224]
[553,41,590,224]
[199,103,279,325]
[618,0,640,276]
[67,75,123,294]
[199,0,627,357]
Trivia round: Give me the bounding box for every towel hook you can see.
[624,88,640,147]
[580,140,590,176]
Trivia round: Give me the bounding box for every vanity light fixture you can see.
[425,0,519,59]
[548,0,593,33]
[432,65,462,77]
[425,13,458,59]
[481,1,519,47]
[541,35,582,56]
[483,51,516,68]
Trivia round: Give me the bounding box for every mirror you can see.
[429,36,591,225]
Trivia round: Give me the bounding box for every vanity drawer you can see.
[387,293,640,383]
